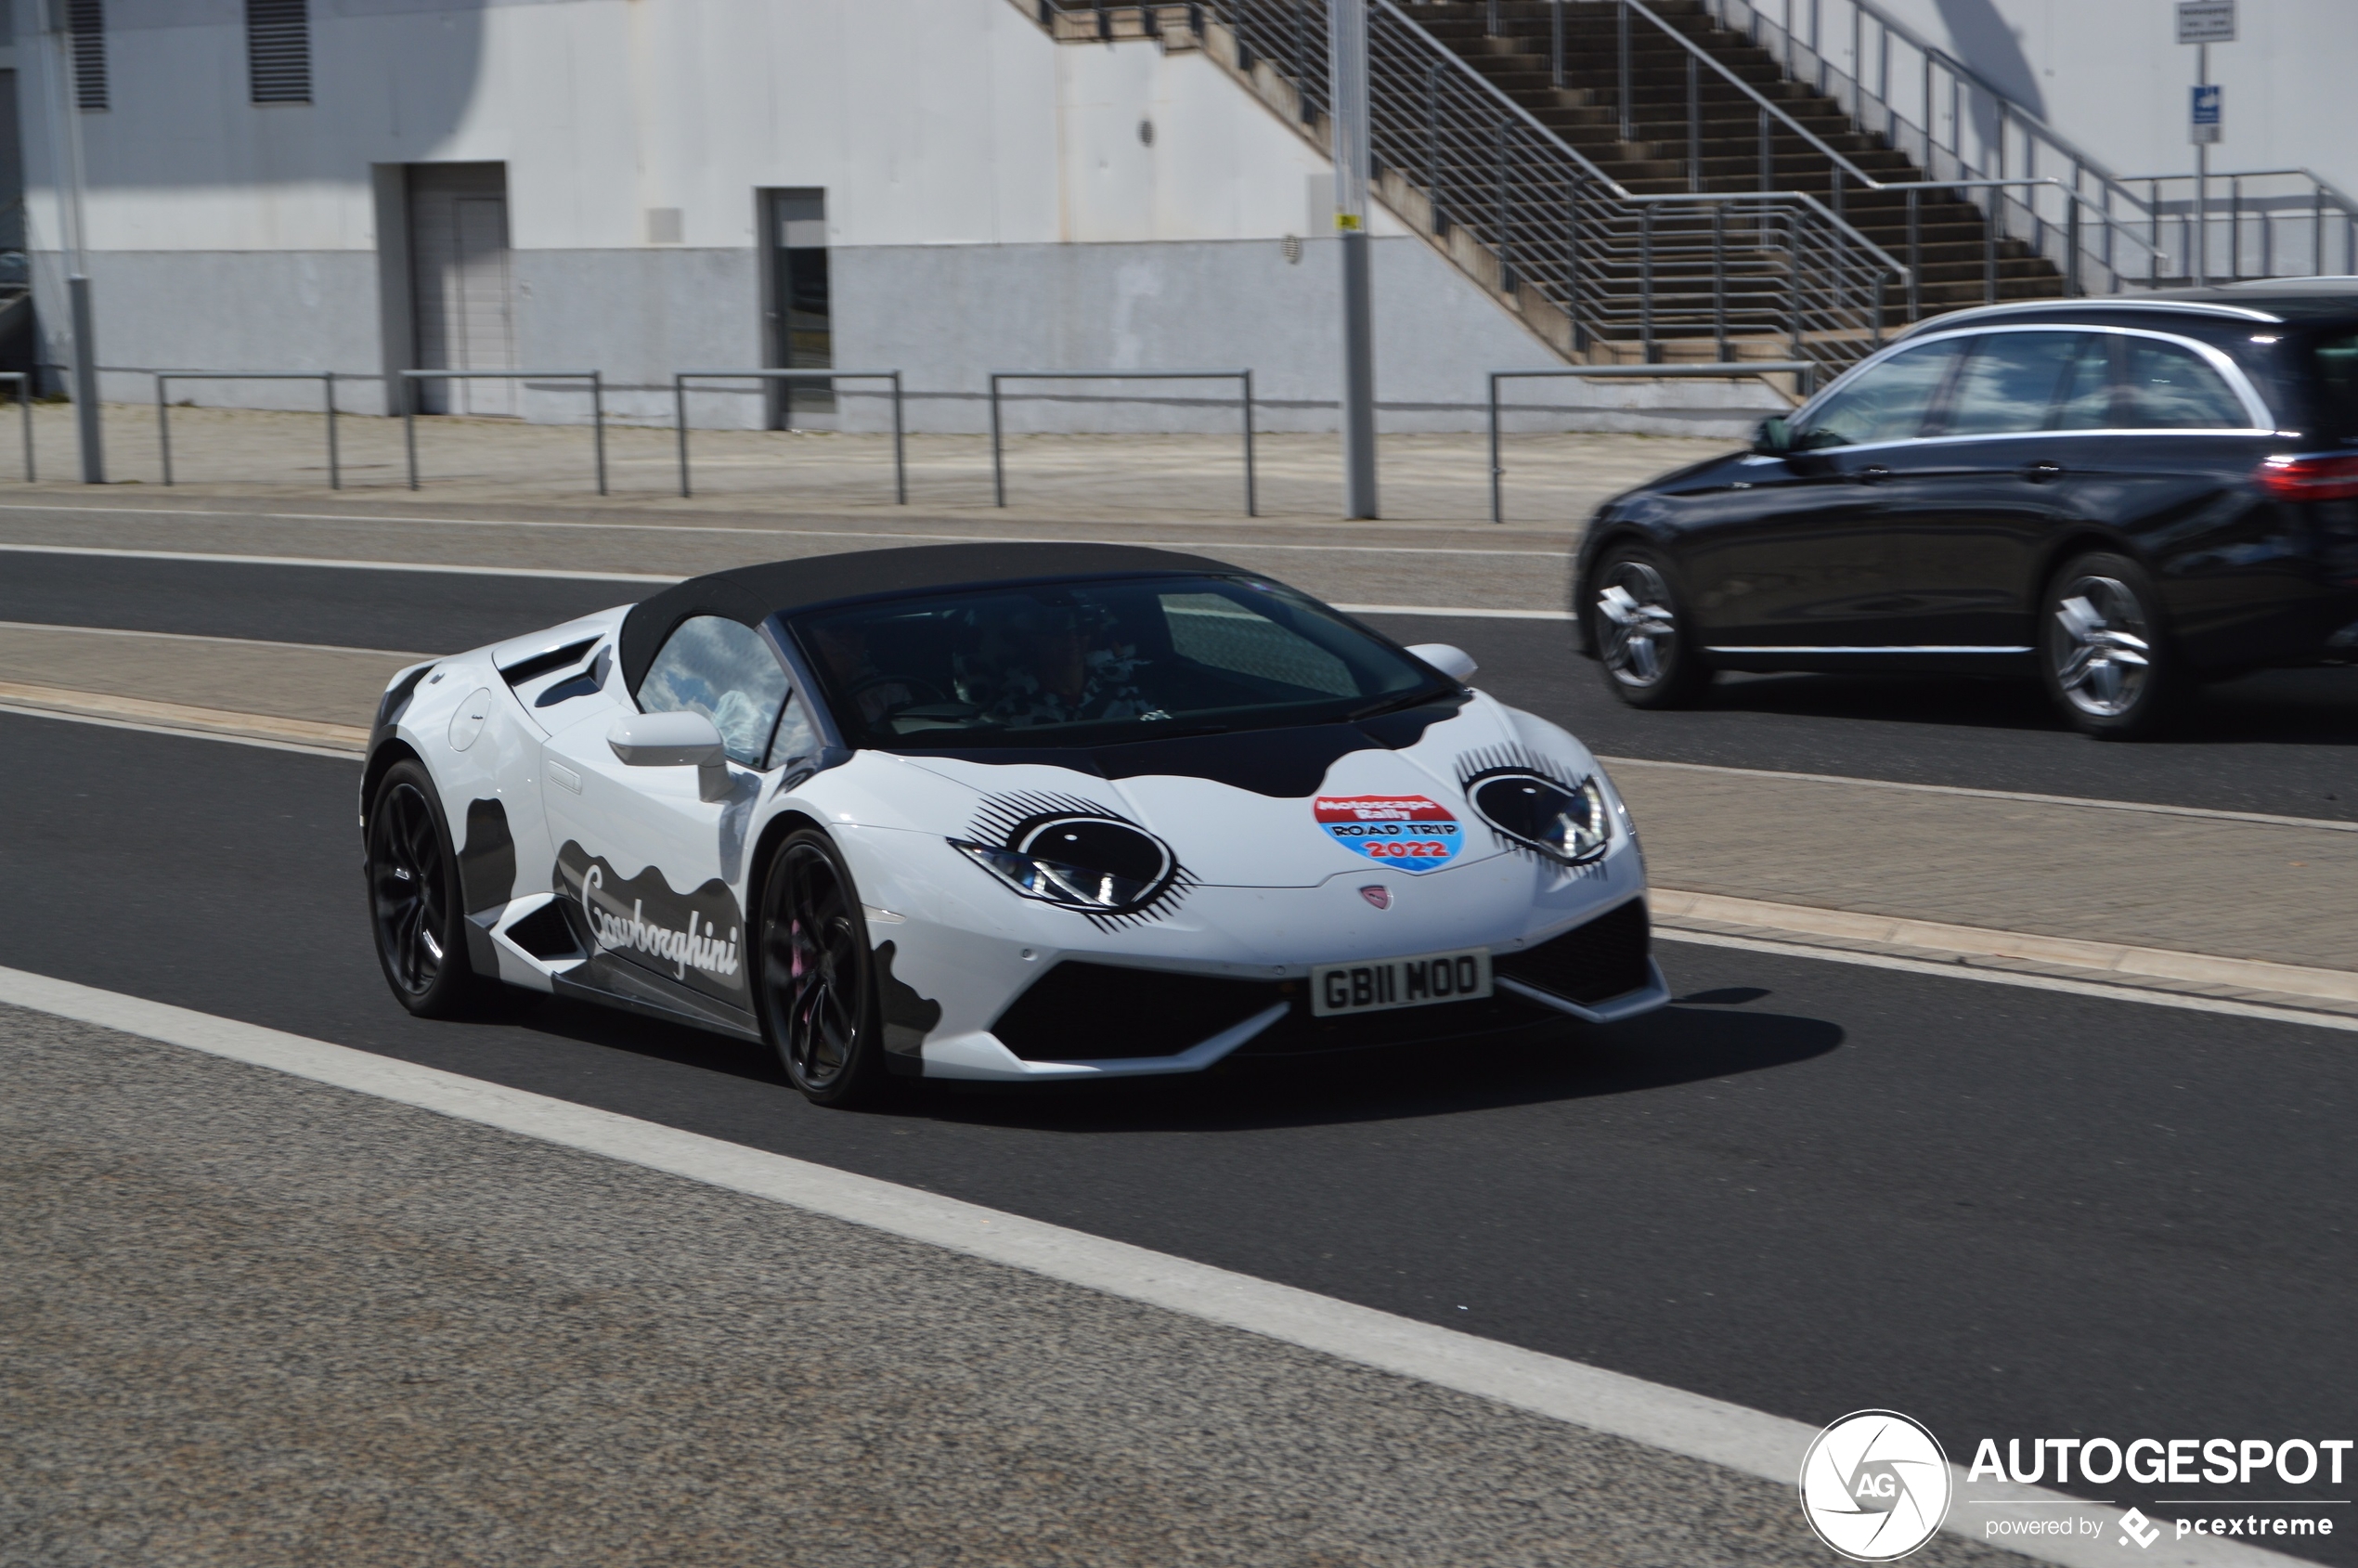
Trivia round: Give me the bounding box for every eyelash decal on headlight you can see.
[1456,745,1613,869]
[954,791,1197,930]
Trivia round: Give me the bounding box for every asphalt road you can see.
[11,547,2357,819]
[4,708,2351,1562]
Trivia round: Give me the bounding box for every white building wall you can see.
[8,0,1780,432]
[1835,0,2357,199]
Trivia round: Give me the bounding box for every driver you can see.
[982,603,1163,727]
[808,622,922,726]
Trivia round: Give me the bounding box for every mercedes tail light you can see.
[2257,454,2358,500]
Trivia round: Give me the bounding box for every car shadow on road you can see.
[888,999,1843,1134]
[460,988,1841,1134]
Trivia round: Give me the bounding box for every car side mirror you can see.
[1752,415,1794,456]
[608,711,732,802]
[1406,642,1478,682]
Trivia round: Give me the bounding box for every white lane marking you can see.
[1603,755,2358,835]
[0,700,363,758]
[0,965,2301,1568]
[0,502,1568,557]
[1661,929,2358,1035]
[1340,603,1574,620]
[0,541,679,585]
[0,544,1559,619]
[0,617,433,659]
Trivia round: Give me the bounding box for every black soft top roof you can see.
[619,541,1239,693]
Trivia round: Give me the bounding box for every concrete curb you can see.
[1652,888,2358,1006]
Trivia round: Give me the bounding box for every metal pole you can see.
[2066,197,2082,296]
[16,375,32,482]
[1713,203,1729,360]
[1550,0,1563,90]
[675,372,692,498]
[404,373,419,490]
[1617,0,1632,143]
[590,370,607,496]
[324,370,340,490]
[1239,369,1256,517]
[889,371,906,505]
[44,8,102,483]
[990,373,1005,507]
[2192,43,2208,287]
[156,375,172,486]
[1640,204,1656,362]
[1688,51,1701,192]
[1486,371,1502,525]
[1331,0,1378,518]
[1906,187,1921,318]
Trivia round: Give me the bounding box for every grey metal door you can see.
[409,163,515,417]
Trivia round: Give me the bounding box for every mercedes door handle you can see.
[2021,460,2065,484]
[1856,465,1891,485]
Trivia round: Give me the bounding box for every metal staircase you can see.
[1020,0,2356,382]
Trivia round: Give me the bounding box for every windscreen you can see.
[791,576,1448,750]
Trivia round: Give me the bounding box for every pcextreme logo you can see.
[1800,1410,1954,1562]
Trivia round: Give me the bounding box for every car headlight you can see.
[951,814,1177,914]
[1469,771,1612,864]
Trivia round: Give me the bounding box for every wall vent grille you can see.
[69,0,107,111]
[247,0,311,105]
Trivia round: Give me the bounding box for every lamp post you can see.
[1329,0,1377,519]
[41,0,103,482]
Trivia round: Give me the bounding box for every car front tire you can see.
[2040,551,2182,740]
[1589,547,1711,708]
[366,758,491,1017]
[758,828,891,1108]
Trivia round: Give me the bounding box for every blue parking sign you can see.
[2190,84,2222,143]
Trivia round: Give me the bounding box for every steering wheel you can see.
[845,674,947,715]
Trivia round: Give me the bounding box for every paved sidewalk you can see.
[2,401,1734,531]
[0,1007,2032,1568]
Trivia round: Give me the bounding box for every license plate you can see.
[1311,947,1493,1017]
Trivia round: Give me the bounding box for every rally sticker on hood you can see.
[1314,795,1463,873]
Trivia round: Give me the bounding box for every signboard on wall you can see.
[2176,0,2235,44]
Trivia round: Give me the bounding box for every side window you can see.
[638,615,790,768]
[1795,339,1965,449]
[2055,336,2118,430]
[1940,331,2081,436]
[2118,338,2250,429]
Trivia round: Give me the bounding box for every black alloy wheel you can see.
[366,758,486,1017]
[759,829,888,1108]
[2040,551,2182,740]
[1590,548,1710,708]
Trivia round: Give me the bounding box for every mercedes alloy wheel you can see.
[1591,551,1708,707]
[2041,552,2180,739]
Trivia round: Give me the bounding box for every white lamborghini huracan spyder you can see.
[362,543,1667,1105]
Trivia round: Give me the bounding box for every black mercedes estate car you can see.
[1572,280,2358,736]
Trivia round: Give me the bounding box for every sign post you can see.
[2177,0,2233,286]
[1328,0,1378,520]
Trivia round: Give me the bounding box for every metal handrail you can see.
[400,369,606,495]
[1697,0,2159,294]
[1486,360,1812,523]
[987,370,1255,515]
[671,369,906,501]
[2117,168,2358,283]
[156,370,344,489]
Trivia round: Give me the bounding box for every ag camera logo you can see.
[1801,1410,1953,1562]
